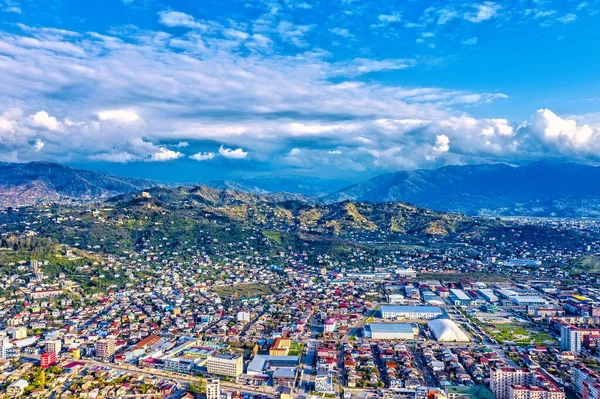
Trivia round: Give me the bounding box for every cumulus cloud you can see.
[158,10,207,29]
[147,147,184,162]
[0,7,596,175]
[30,111,62,131]
[219,146,248,159]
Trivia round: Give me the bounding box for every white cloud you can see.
[378,13,401,23]
[524,109,596,150]
[190,152,217,161]
[1,0,21,14]
[97,110,140,123]
[147,147,184,162]
[329,28,354,38]
[464,2,501,23]
[158,10,207,29]
[33,139,44,152]
[558,13,577,24]
[461,37,478,46]
[90,151,138,163]
[30,111,62,131]
[219,145,248,159]
[275,21,313,47]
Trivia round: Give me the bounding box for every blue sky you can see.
[0,0,599,182]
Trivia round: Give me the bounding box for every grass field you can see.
[213,283,276,299]
[262,230,283,244]
[289,342,303,356]
[484,323,557,345]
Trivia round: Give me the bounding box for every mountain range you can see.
[3,161,600,217]
[0,161,158,208]
[329,161,600,217]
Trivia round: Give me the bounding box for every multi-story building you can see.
[490,368,564,399]
[96,338,116,360]
[560,324,600,353]
[206,378,220,399]
[0,336,12,360]
[573,364,600,398]
[40,352,56,368]
[207,354,243,378]
[45,340,62,355]
[491,368,532,399]
[269,338,291,356]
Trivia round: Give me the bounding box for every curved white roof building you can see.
[427,319,470,342]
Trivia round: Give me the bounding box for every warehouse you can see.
[449,289,471,306]
[363,323,417,340]
[427,319,470,342]
[378,305,445,320]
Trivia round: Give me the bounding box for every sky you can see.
[1,0,600,182]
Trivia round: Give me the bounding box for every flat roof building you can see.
[363,323,417,340]
[207,354,243,378]
[378,305,445,320]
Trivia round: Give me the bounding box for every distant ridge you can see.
[0,161,160,208]
[329,161,600,217]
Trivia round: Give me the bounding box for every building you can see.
[315,370,334,393]
[560,324,600,353]
[324,318,336,333]
[207,354,243,378]
[8,326,27,339]
[164,357,195,373]
[450,289,472,306]
[237,311,250,323]
[30,289,63,299]
[379,305,445,320]
[573,364,600,397]
[490,368,564,399]
[40,352,57,368]
[7,379,29,396]
[46,339,62,354]
[206,378,220,399]
[363,323,417,340]
[96,338,116,360]
[270,338,291,356]
[247,355,300,376]
[0,336,12,360]
[428,319,470,342]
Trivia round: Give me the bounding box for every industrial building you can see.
[379,305,445,320]
[363,323,417,340]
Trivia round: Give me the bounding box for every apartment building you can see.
[207,354,243,378]
[96,338,116,360]
[491,368,564,399]
[206,378,221,399]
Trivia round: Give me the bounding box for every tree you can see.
[188,378,206,396]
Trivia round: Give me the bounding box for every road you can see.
[80,359,275,396]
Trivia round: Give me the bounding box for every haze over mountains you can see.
[3,161,600,217]
[330,162,600,217]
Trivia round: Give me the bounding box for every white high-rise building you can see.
[45,340,62,354]
[0,336,13,360]
[206,378,220,399]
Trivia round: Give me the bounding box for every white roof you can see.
[427,319,469,342]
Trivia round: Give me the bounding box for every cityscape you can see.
[1,0,600,399]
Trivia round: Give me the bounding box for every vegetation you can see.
[213,283,277,299]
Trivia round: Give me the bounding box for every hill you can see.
[329,162,600,217]
[0,162,160,208]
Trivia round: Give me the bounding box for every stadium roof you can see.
[427,319,470,342]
